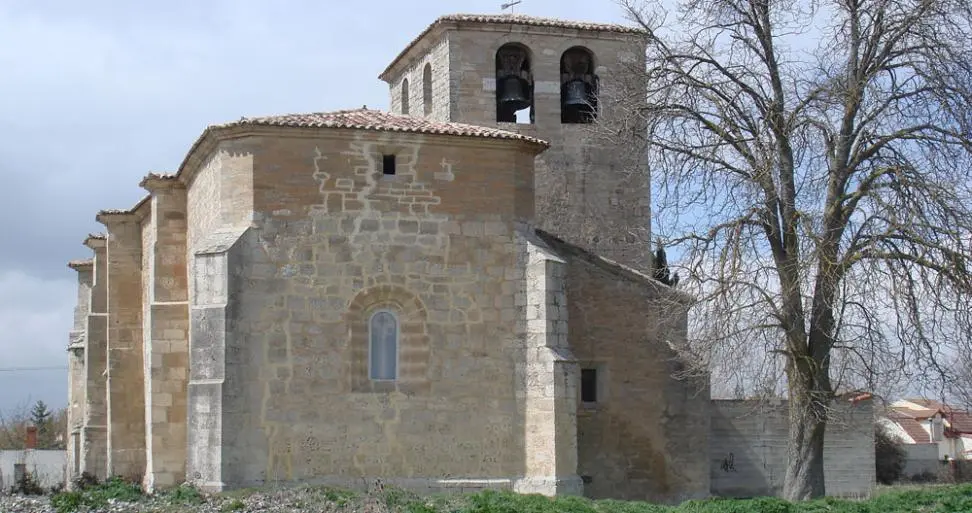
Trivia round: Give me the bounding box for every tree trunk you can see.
[783,379,828,500]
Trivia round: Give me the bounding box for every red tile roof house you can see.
[881,399,972,461]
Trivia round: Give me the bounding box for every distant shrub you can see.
[875,423,907,484]
[11,469,44,496]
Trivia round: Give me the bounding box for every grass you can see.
[46,481,972,513]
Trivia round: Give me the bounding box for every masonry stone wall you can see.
[388,37,450,122]
[385,24,651,272]
[539,236,708,504]
[710,399,876,499]
[66,262,92,484]
[140,179,191,491]
[514,230,582,495]
[184,143,256,491]
[81,238,109,481]
[100,213,146,482]
[183,128,542,491]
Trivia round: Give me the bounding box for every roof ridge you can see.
[175,108,549,181]
[211,108,548,147]
[379,13,645,80]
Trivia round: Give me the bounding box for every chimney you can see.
[25,426,38,449]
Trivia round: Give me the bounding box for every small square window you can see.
[581,368,598,403]
[382,154,396,175]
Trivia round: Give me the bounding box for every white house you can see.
[882,399,972,461]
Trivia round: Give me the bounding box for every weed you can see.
[164,483,205,505]
[49,475,143,513]
[11,470,44,496]
[221,498,246,511]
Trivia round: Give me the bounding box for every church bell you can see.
[563,79,590,106]
[498,76,531,112]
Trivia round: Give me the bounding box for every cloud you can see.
[0,270,75,412]
[0,0,639,414]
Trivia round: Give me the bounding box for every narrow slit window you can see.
[382,154,396,175]
[581,368,598,403]
[369,310,399,381]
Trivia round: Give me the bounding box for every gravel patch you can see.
[0,485,457,513]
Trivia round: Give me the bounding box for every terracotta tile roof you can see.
[948,411,972,433]
[892,404,940,419]
[906,398,949,411]
[379,13,645,80]
[212,108,548,148]
[894,416,931,443]
[96,194,151,220]
[83,233,106,248]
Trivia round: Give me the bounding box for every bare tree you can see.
[0,401,31,450]
[612,0,972,500]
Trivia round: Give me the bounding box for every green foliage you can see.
[221,498,246,512]
[11,469,44,496]
[49,476,143,513]
[163,483,205,505]
[319,487,357,507]
[30,400,51,426]
[166,484,972,513]
[50,491,83,513]
[875,424,907,485]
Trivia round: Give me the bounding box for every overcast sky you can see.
[0,0,634,414]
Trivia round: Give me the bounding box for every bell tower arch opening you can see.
[495,43,534,124]
[422,63,433,116]
[561,46,598,124]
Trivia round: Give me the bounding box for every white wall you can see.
[0,450,67,492]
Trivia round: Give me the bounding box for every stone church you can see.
[64,13,710,503]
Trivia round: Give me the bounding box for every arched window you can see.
[560,47,598,124]
[369,310,398,381]
[495,43,533,124]
[423,63,433,116]
[401,78,410,115]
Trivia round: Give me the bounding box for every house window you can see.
[382,154,396,175]
[369,310,398,381]
[581,368,598,403]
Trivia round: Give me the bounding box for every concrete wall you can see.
[0,450,67,491]
[384,22,651,273]
[710,399,876,499]
[902,443,940,479]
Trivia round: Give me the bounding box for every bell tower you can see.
[380,14,650,272]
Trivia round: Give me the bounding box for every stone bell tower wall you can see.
[383,20,651,273]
